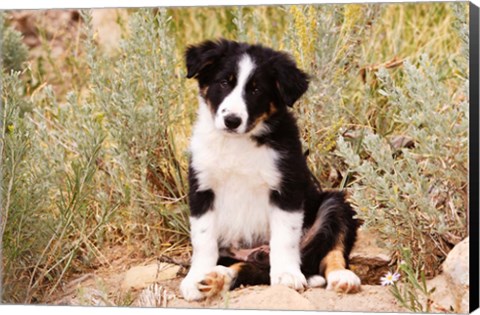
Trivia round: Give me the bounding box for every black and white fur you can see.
[180,39,361,301]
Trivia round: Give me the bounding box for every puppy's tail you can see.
[300,190,361,277]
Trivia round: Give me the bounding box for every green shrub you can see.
[1,19,28,72]
[336,55,468,276]
[1,9,191,303]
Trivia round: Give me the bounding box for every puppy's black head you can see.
[186,39,309,134]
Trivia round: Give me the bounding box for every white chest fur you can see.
[190,101,281,247]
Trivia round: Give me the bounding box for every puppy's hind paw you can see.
[326,269,361,293]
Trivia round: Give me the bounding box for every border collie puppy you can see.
[180,39,361,301]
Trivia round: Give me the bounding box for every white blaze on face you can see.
[215,54,255,134]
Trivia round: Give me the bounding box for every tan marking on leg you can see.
[322,239,361,294]
[322,247,346,276]
[229,262,245,273]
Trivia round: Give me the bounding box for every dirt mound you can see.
[53,262,406,312]
[50,233,468,313]
[49,229,404,311]
[170,283,406,312]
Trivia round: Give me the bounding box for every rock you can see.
[229,285,316,310]
[427,237,469,313]
[349,229,392,285]
[121,262,180,291]
[303,285,406,312]
[443,237,469,288]
[91,9,126,53]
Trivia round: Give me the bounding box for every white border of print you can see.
[0,1,478,315]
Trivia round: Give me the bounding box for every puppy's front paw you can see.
[270,269,307,290]
[326,269,361,293]
[198,265,236,298]
[180,276,205,301]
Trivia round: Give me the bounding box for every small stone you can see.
[349,229,392,285]
[235,285,316,310]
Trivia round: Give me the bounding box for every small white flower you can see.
[380,271,400,286]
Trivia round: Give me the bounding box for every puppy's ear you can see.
[271,54,309,107]
[185,39,231,80]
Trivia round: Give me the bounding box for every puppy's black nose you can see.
[224,114,242,130]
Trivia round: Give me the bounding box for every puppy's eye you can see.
[220,79,229,88]
[252,87,261,95]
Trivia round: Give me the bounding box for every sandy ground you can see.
[51,262,408,313]
[168,281,407,312]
